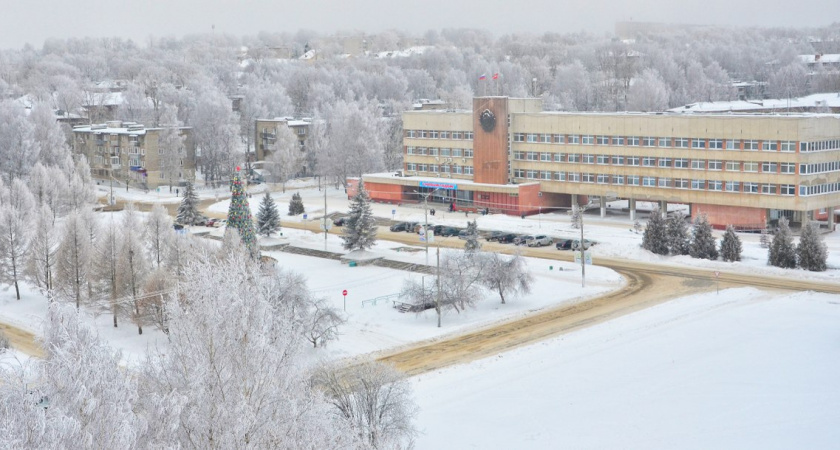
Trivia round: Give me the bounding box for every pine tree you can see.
[768,217,797,268]
[690,213,719,260]
[288,192,305,216]
[226,171,258,258]
[641,207,669,255]
[720,225,743,262]
[666,211,691,255]
[256,192,281,237]
[569,205,581,229]
[797,221,828,271]
[759,229,770,248]
[341,181,377,251]
[464,219,481,253]
[176,182,201,225]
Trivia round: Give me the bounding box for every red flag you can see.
[492,73,499,80]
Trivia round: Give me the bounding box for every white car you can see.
[527,235,553,247]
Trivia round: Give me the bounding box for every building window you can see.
[658,158,672,168]
[762,141,778,151]
[726,140,740,150]
[439,131,449,139]
[513,151,525,160]
[725,161,740,171]
[417,164,427,172]
[626,156,640,166]
[596,155,609,164]
[708,160,722,171]
[709,139,723,150]
[430,131,439,139]
[441,165,450,173]
[611,136,625,146]
[527,170,538,179]
[780,163,795,174]
[725,181,740,192]
[465,132,473,140]
[428,148,439,156]
[691,160,705,170]
[514,133,525,142]
[464,166,473,175]
[627,175,640,186]
[612,175,625,185]
[744,182,758,193]
[780,184,795,196]
[643,176,656,187]
[761,184,776,194]
[642,137,656,147]
[407,130,416,138]
[582,135,595,145]
[658,178,671,188]
[430,165,439,173]
[554,171,566,181]
[406,147,415,155]
[406,163,416,171]
[452,132,462,139]
[527,134,538,143]
[452,148,463,157]
[674,158,689,169]
[761,162,777,173]
[440,148,451,157]
[675,179,689,189]
[553,134,564,144]
[582,173,595,183]
[568,172,580,182]
[111,156,120,166]
[540,134,552,143]
[527,152,539,161]
[692,138,706,149]
[513,169,525,178]
[743,162,758,172]
[597,174,609,184]
[554,153,565,162]
[709,180,723,191]
[674,138,689,148]
[611,155,624,165]
[540,152,552,162]
[464,149,474,158]
[567,135,580,144]
[596,136,610,145]
[540,171,552,180]
[582,154,595,164]
[627,137,640,146]
[780,141,796,152]
[567,154,581,163]
[658,138,671,147]
[744,140,759,151]
[691,179,705,190]
[642,157,656,167]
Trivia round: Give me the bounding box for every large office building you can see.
[73,121,196,189]
[360,96,840,229]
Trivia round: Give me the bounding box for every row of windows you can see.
[800,161,840,175]
[800,140,840,152]
[511,152,797,174]
[405,147,474,158]
[405,163,474,175]
[511,169,796,194]
[800,182,840,196]
[405,130,474,140]
[512,134,797,152]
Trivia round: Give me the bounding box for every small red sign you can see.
[342,289,348,296]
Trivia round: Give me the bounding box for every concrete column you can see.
[828,206,835,231]
[600,196,607,218]
[629,198,636,221]
[659,200,667,213]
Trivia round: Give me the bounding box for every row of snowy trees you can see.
[768,217,828,271]
[0,252,418,449]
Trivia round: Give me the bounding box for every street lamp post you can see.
[415,188,441,265]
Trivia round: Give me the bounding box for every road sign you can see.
[574,251,592,265]
[320,218,333,231]
[342,289,348,296]
[303,213,307,220]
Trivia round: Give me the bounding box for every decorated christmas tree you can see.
[176,181,200,225]
[226,168,258,257]
[256,192,281,237]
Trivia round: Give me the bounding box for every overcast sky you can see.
[1,0,837,49]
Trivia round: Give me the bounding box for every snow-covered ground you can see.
[411,288,840,449]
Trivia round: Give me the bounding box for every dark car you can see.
[403,221,419,233]
[484,230,506,241]
[333,216,347,226]
[496,233,518,244]
[555,239,573,250]
[437,226,461,237]
[557,239,594,250]
[389,221,411,232]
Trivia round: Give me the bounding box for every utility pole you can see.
[579,203,586,288]
[436,244,441,328]
[324,185,328,251]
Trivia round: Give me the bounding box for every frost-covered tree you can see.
[666,210,691,255]
[463,219,481,253]
[288,191,305,215]
[315,361,418,449]
[93,219,121,328]
[156,109,187,193]
[0,192,33,300]
[26,204,59,294]
[175,181,201,225]
[54,210,92,308]
[759,229,770,248]
[139,254,359,449]
[256,192,280,237]
[303,297,345,348]
[117,206,149,334]
[626,68,669,112]
[66,156,95,212]
[266,124,303,192]
[482,252,533,304]
[690,213,718,260]
[28,103,71,167]
[341,181,378,252]
[190,89,241,187]
[317,100,384,186]
[769,217,797,269]
[28,163,69,218]
[642,207,669,255]
[0,100,39,183]
[144,203,173,268]
[720,225,743,262]
[797,221,828,272]
[225,172,258,258]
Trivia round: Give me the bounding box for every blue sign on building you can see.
[419,181,458,190]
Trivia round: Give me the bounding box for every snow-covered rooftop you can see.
[670,92,840,114]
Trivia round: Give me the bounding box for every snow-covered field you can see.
[411,288,840,449]
[4,182,838,449]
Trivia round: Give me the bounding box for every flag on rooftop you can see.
[478,74,487,80]
[492,73,499,80]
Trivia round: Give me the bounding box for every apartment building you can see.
[73,120,196,189]
[254,118,310,161]
[360,96,840,229]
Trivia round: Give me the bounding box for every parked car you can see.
[514,235,535,246]
[527,235,553,247]
[572,239,595,250]
[403,221,419,233]
[557,239,594,250]
[332,216,347,226]
[212,219,227,228]
[415,223,434,234]
[555,239,573,250]
[390,221,411,232]
[458,229,477,240]
[484,230,506,241]
[437,226,461,237]
[496,233,518,244]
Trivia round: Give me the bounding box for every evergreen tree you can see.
[288,192,305,216]
[641,207,669,255]
[226,171,258,258]
[768,217,797,268]
[176,182,201,225]
[719,225,743,262]
[797,221,828,271]
[256,192,281,237]
[341,181,377,251]
[690,213,718,260]
[759,229,770,248]
[464,219,481,253]
[666,210,691,255]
